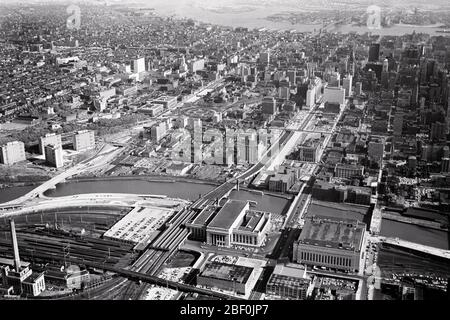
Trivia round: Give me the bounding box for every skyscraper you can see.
[133,57,145,74]
[343,75,353,97]
[369,43,380,62]
[260,50,270,65]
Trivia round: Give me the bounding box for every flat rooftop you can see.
[237,211,266,233]
[191,205,219,227]
[298,216,365,251]
[103,206,174,245]
[208,200,248,230]
[267,274,310,289]
[199,262,254,284]
[153,95,177,102]
[273,263,307,279]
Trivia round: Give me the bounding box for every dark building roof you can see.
[297,215,365,252]
[199,262,253,284]
[208,200,248,230]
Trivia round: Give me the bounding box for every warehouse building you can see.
[266,264,312,300]
[334,163,365,179]
[293,216,366,272]
[197,261,256,296]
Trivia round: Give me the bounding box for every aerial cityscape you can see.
[0,0,449,304]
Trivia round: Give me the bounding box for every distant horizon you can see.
[1,0,450,8]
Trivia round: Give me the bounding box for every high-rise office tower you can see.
[369,43,380,62]
[260,50,270,65]
[343,75,353,97]
[133,57,145,74]
[382,58,389,72]
[348,48,355,76]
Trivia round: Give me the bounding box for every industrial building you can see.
[0,141,26,165]
[186,200,271,248]
[0,220,46,297]
[197,261,256,296]
[293,216,366,272]
[39,133,62,155]
[312,180,372,205]
[44,265,90,290]
[73,130,95,151]
[334,163,365,179]
[266,264,311,300]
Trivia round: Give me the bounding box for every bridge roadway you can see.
[375,236,450,260]
[17,247,239,300]
[0,193,189,218]
[0,145,124,208]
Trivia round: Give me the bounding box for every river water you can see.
[144,0,446,35]
[0,179,290,215]
[43,179,215,201]
[380,219,449,250]
[0,185,37,204]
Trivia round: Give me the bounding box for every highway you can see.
[0,144,124,208]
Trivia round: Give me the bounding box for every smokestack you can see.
[9,219,21,272]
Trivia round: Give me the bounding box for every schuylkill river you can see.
[0,179,446,248]
[0,179,290,215]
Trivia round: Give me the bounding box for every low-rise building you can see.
[187,200,271,248]
[297,136,324,162]
[197,262,255,296]
[334,163,364,179]
[293,216,366,272]
[152,95,178,110]
[266,264,311,300]
[138,103,164,117]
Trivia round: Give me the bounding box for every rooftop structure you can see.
[197,261,256,295]
[208,200,250,230]
[188,200,271,248]
[298,216,365,250]
[293,216,366,272]
[103,206,175,250]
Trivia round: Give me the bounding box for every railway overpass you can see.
[375,236,450,260]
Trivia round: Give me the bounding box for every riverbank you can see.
[380,219,449,250]
[382,212,448,232]
[66,174,221,187]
